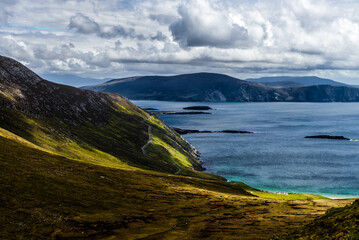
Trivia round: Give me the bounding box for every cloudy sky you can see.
[2,0,359,85]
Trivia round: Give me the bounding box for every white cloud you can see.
[170,0,251,48]
[1,0,359,84]
[69,13,100,34]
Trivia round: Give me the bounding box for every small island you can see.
[151,111,211,115]
[183,106,212,110]
[173,128,253,135]
[305,135,350,140]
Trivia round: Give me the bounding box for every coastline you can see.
[132,100,359,201]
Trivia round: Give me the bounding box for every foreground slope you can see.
[0,129,352,239]
[276,200,359,239]
[82,73,359,102]
[0,55,210,178]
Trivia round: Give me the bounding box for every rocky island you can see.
[183,106,212,110]
[173,127,254,135]
[150,110,211,115]
[305,135,350,140]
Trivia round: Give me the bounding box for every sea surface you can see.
[133,101,359,198]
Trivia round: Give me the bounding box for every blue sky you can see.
[1,0,359,85]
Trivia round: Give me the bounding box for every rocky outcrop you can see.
[183,106,212,110]
[151,111,211,115]
[173,128,254,135]
[305,135,350,140]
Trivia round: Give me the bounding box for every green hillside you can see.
[0,55,215,179]
[0,129,352,239]
[275,199,359,240]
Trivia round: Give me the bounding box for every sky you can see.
[2,0,359,85]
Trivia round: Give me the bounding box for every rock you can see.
[153,111,211,115]
[305,135,350,140]
[183,106,212,110]
[221,130,254,134]
[143,108,158,111]
[173,128,212,135]
[173,128,253,135]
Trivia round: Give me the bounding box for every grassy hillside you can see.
[275,199,359,240]
[0,55,216,179]
[0,130,352,239]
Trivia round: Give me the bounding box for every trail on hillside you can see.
[173,163,181,174]
[141,116,181,175]
[141,122,152,156]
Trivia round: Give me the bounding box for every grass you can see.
[236,182,327,201]
[0,107,214,179]
[274,199,359,239]
[0,130,354,240]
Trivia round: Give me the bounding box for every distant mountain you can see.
[246,76,349,87]
[255,80,305,88]
[286,85,359,102]
[82,72,289,102]
[82,72,359,102]
[41,73,108,87]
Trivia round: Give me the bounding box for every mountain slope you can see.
[82,72,288,102]
[2,127,351,239]
[275,200,359,239]
[0,55,209,178]
[41,73,106,87]
[246,76,349,87]
[82,73,359,102]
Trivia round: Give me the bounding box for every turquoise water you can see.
[133,101,359,198]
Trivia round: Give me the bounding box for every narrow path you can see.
[141,116,181,175]
[173,163,181,175]
[141,123,152,156]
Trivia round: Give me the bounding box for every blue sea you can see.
[133,101,359,198]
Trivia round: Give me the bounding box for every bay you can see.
[133,101,359,198]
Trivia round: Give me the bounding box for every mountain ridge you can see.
[82,72,359,102]
[246,76,349,87]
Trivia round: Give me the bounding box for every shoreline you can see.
[132,100,359,201]
[227,181,359,200]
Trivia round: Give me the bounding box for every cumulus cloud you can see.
[170,1,250,48]
[69,13,100,34]
[2,0,359,84]
[68,13,145,39]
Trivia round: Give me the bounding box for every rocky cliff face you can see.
[287,85,359,102]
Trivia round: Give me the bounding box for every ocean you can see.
[133,101,359,198]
